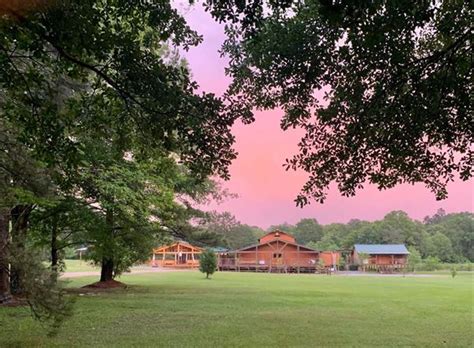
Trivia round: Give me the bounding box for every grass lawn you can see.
[60,260,149,273]
[62,259,99,272]
[0,272,472,347]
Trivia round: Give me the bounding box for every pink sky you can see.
[182,3,473,229]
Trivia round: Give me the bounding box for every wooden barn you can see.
[218,231,324,273]
[151,241,202,268]
[350,244,409,272]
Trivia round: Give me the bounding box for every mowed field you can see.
[0,271,472,347]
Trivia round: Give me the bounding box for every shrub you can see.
[451,266,457,278]
[199,249,217,279]
[422,257,441,271]
[337,257,346,271]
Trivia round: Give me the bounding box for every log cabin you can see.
[151,241,202,268]
[351,244,409,272]
[218,230,327,273]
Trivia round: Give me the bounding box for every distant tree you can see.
[427,232,455,262]
[202,211,261,249]
[424,209,447,225]
[199,249,217,279]
[425,212,474,262]
[337,256,346,271]
[356,253,370,267]
[267,223,295,234]
[321,223,348,248]
[450,265,457,278]
[407,247,422,273]
[310,237,339,251]
[293,218,323,244]
[344,222,381,247]
[227,225,260,249]
[249,226,266,240]
[423,257,440,271]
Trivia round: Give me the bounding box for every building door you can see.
[177,253,187,264]
[272,253,283,266]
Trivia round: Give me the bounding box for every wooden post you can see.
[255,245,258,271]
[297,245,300,274]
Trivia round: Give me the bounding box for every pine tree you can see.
[199,249,217,279]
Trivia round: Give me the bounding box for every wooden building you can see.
[319,251,341,269]
[151,241,202,268]
[218,231,324,273]
[350,244,409,272]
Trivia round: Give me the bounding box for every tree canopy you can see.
[0,0,242,316]
[205,0,472,206]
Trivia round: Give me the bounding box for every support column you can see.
[297,245,300,274]
[255,245,258,271]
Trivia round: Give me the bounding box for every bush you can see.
[199,249,217,279]
[337,257,346,271]
[420,257,440,271]
[416,261,473,272]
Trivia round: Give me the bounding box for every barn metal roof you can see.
[354,244,409,254]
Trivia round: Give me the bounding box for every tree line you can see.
[208,209,473,263]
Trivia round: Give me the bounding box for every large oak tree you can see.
[0,0,240,303]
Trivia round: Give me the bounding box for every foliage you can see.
[426,232,455,262]
[313,237,339,251]
[202,211,264,249]
[450,266,457,278]
[337,256,346,271]
[356,253,369,266]
[422,257,441,271]
[267,223,295,234]
[199,249,217,279]
[0,0,243,334]
[293,218,323,244]
[213,210,472,264]
[8,242,74,336]
[407,247,422,272]
[425,210,473,261]
[205,0,472,206]
[269,218,323,245]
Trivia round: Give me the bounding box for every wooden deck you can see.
[218,261,324,274]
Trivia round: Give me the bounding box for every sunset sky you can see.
[182,3,473,229]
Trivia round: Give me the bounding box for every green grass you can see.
[60,260,150,273]
[62,259,99,272]
[1,272,472,347]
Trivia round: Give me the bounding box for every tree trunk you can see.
[100,257,114,282]
[51,216,58,270]
[10,204,32,295]
[100,208,114,282]
[0,209,11,303]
